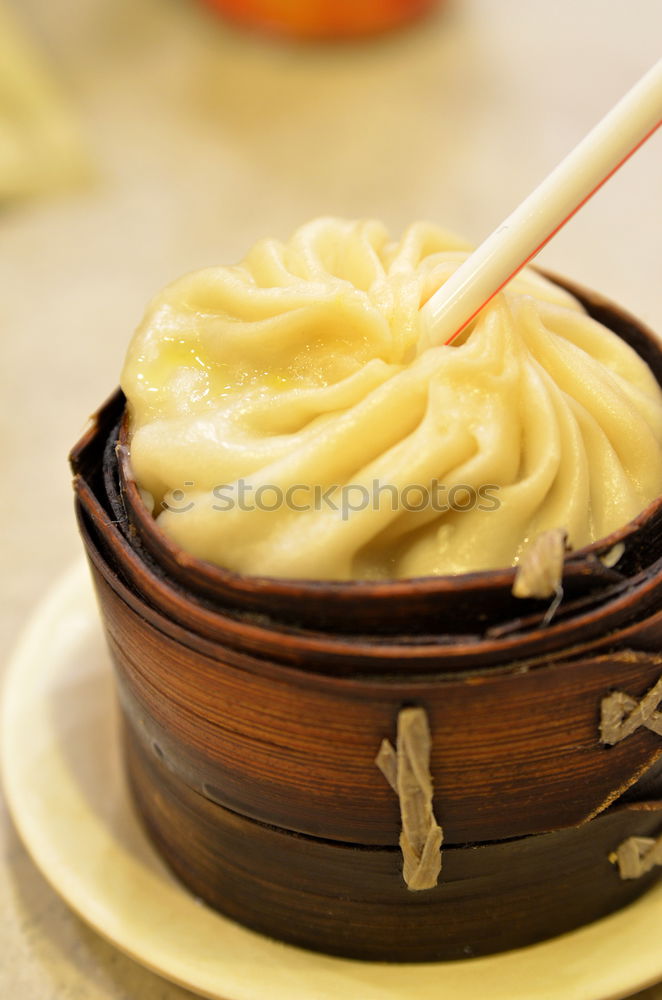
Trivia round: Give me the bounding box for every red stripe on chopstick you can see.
[444,116,662,345]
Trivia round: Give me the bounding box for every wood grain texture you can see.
[78,510,662,846]
[74,466,662,677]
[123,719,662,962]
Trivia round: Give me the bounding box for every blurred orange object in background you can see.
[201,0,438,39]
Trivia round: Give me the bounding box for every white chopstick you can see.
[418,58,662,352]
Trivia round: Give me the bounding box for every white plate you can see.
[3,560,662,1000]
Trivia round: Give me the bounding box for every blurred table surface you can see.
[1,0,661,997]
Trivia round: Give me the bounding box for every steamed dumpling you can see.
[121,218,662,580]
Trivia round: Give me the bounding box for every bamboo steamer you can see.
[70,278,662,959]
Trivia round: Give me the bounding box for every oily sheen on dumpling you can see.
[121,218,662,580]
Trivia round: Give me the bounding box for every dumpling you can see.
[121,218,662,580]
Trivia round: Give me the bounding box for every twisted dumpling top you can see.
[121,218,662,580]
